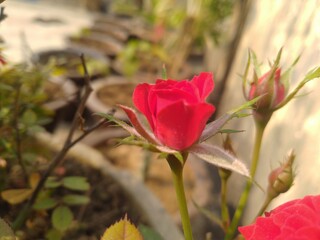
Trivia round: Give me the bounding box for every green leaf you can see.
[280,54,301,94]
[275,66,320,110]
[62,194,90,206]
[250,49,261,77]
[62,176,90,191]
[189,143,250,178]
[201,97,260,142]
[0,218,15,239]
[302,66,320,83]
[46,228,63,240]
[138,224,163,240]
[0,83,13,91]
[218,129,245,134]
[242,49,251,98]
[33,197,57,210]
[52,206,73,232]
[161,64,167,79]
[45,177,62,188]
[228,96,261,117]
[101,216,143,240]
[21,109,37,126]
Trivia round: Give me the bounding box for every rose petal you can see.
[149,88,198,115]
[191,72,214,101]
[118,105,160,144]
[239,217,280,240]
[133,83,154,129]
[240,195,320,240]
[155,101,215,150]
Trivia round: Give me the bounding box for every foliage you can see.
[0,63,51,191]
[116,39,169,77]
[0,61,92,239]
[101,216,143,240]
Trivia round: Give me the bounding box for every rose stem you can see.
[255,196,273,218]
[167,154,194,240]
[225,120,266,240]
[219,168,231,231]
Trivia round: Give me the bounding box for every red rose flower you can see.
[132,72,215,151]
[249,68,285,110]
[239,195,320,240]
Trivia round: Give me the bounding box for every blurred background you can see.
[1,0,320,239]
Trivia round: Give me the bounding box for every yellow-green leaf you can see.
[101,216,143,240]
[52,206,73,232]
[0,217,15,239]
[33,197,58,210]
[62,194,90,205]
[1,189,33,205]
[29,172,41,189]
[62,176,90,191]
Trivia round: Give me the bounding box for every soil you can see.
[44,81,69,102]
[96,83,136,108]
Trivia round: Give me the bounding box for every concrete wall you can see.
[212,0,320,223]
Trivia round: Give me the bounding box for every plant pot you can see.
[67,33,124,57]
[43,77,77,132]
[34,131,184,240]
[88,22,129,43]
[34,48,110,86]
[86,76,136,121]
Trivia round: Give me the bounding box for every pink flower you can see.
[239,195,320,240]
[132,72,215,151]
[248,68,285,110]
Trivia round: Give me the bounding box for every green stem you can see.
[167,154,193,240]
[219,169,231,231]
[225,121,266,240]
[256,196,272,218]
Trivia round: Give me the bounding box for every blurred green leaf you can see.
[219,129,245,134]
[138,224,163,240]
[21,109,37,126]
[62,176,90,191]
[0,83,13,91]
[62,194,90,206]
[52,206,73,232]
[33,197,57,210]
[45,177,62,188]
[0,217,15,239]
[46,228,63,240]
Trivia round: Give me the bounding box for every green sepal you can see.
[275,66,320,110]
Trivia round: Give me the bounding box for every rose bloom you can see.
[132,72,215,151]
[239,195,320,240]
[249,68,285,110]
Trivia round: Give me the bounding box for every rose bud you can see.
[267,150,295,199]
[249,68,285,110]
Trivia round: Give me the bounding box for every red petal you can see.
[191,72,214,101]
[149,88,198,115]
[132,83,155,130]
[238,224,256,240]
[118,105,159,144]
[239,217,281,240]
[155,101,215,150]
